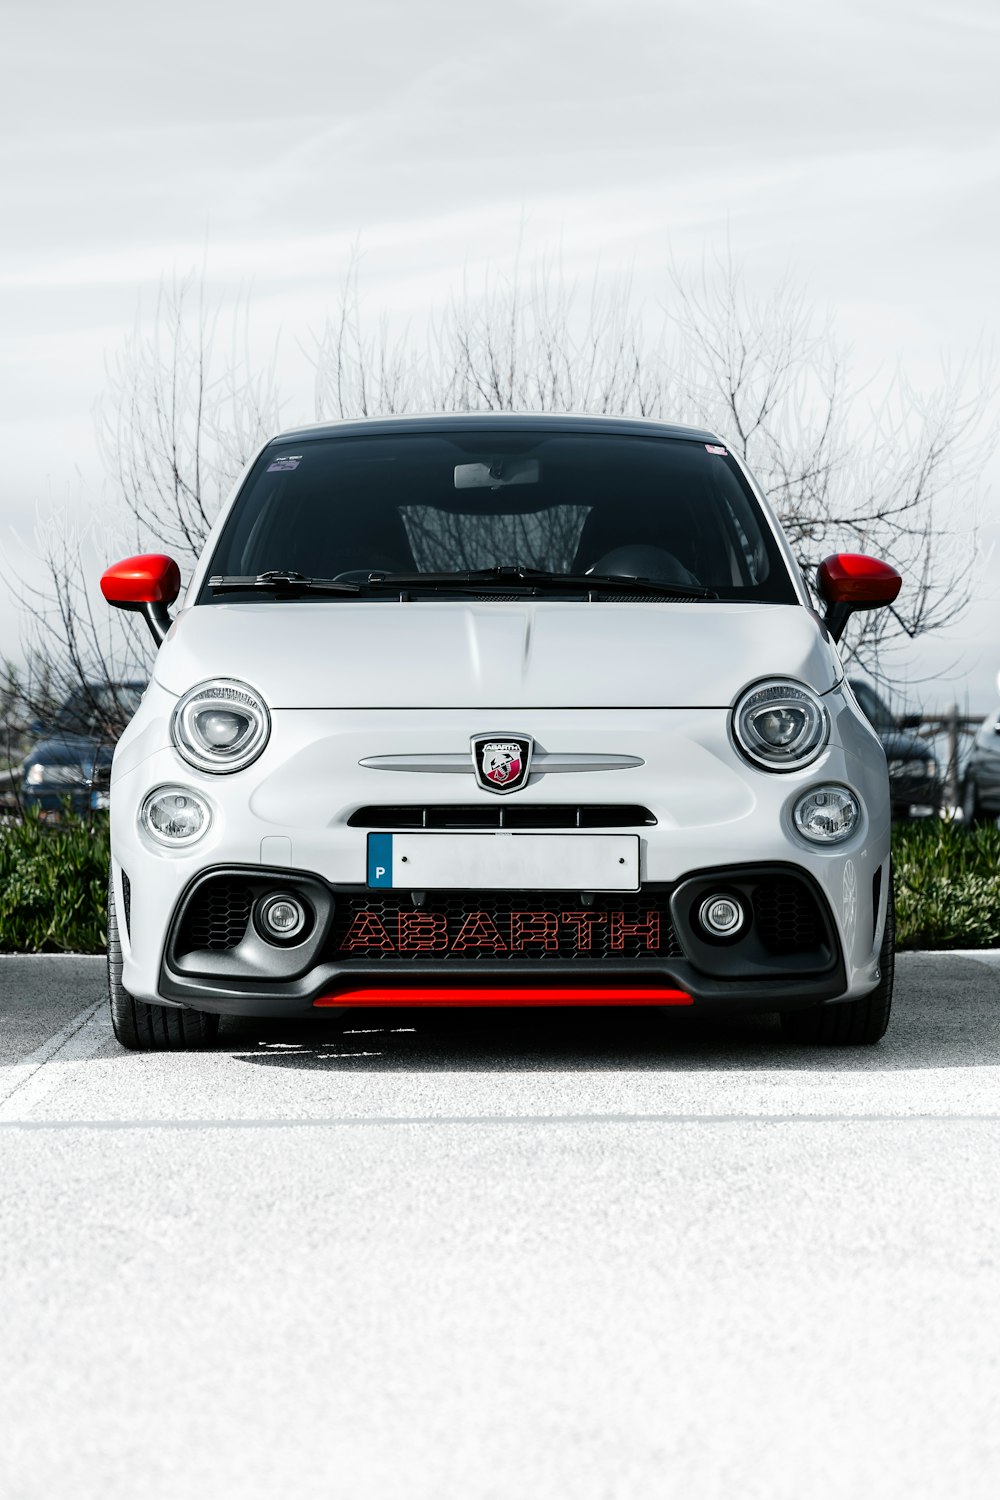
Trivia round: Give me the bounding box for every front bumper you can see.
[146,860,855,1017]
[21,787,95,815]
[110,696,891,1015]
[888,770,941,816]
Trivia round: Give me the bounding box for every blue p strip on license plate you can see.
[368,833,394,888]
[366,832,639,891]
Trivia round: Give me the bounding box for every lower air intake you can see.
[178,877,254,952]
[752,878,825,955]
[325,889,682,964]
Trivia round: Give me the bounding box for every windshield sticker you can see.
[267,455,302,472]
[705,444,728,456]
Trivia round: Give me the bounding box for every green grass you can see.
[0,809,109,953]
[0,809,998,954]
[893,818,1000,949]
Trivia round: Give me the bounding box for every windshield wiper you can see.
[552,570,715,599]
[365,566,716,599]
[208,571,362,596]
[207,566,716,601]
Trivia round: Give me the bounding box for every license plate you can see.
[366,833,639,891]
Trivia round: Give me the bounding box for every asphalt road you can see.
[1,953,999,1500]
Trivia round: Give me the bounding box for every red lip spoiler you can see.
[314,985,693,1007]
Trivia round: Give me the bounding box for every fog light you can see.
[140,786,210,845]
[698,893,745,938]
[793,785,861,844]
[257,893,308,943]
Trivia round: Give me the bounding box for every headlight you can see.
[26,763,87,786]
[793,785,860,844]
[140,785,211,845]
[733,679,829,771]
[888,756,937,780]
[172,679,270,774]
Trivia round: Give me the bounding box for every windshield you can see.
[49,684,144,737]
[200,430,796,604]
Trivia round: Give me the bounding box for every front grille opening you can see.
[752,878,825,955]
[325,888,682,964]
[178,877,254,953]
[121,871,131,938]
[348,804,657,830]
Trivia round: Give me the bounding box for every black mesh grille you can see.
[325,888,681,964]
[348,805,656,829]
[180,877,254,952]
[121,871,131,938]
[752,878,824,954]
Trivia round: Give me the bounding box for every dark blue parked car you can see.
[21,683,144,814]
[847,677,940,819]
[961,703,1000,824]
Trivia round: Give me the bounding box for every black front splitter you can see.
[156,956,850,1019]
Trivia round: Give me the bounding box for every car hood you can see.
[24,736,114,768]
[879,731,931,761]
[153,600,839,709]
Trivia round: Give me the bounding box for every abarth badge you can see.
[471,733,533,794]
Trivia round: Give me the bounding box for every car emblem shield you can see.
[471,733,533,795]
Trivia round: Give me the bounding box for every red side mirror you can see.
[101,554,181,606]
[817,554,902,608]
[101,554,181,644]
[817,554,901,643]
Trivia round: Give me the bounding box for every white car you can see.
[101,414,901,1050]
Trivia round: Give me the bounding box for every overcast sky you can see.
[2,0,998,703]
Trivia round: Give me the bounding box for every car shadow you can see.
[219,953,1000,1072]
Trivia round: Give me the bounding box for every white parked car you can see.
[101,414,901,1050]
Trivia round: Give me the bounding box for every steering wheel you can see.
[587,545,701,587]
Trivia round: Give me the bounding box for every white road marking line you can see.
[0,1000,113,1119]
[3,1111,1000,1132]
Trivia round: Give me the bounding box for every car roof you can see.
[270,412,724,446]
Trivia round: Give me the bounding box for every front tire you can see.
[108,874,219,1051]
[962,775,984,826]
[780,880,894,1046]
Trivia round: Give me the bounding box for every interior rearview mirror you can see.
[454,459,540,490]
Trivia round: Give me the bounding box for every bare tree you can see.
[2,274,283,746]
[661,254,993,661]
[313,256,663,419]
[2,509,151,792]
[312,252,994,664]
[0,659,36,802]
[98,273,283,566]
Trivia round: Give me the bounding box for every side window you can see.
[851,682,892,732]
[853,683,878,725]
